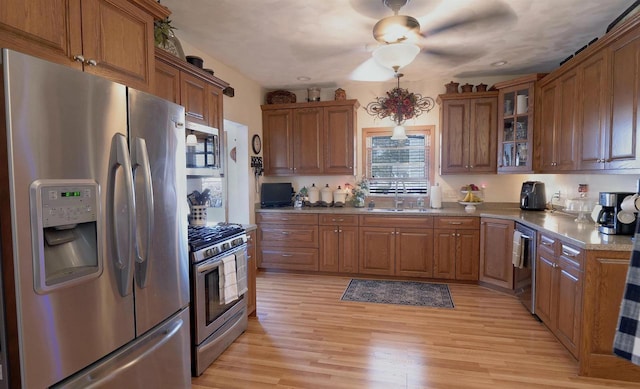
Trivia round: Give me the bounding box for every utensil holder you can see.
[189,205,207,226]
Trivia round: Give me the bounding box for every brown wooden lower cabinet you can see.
[395,228,434,278]
[319,214,358,273]
[479,218,515,289]
[580,250,640,382]
[433,217,480,280]
[358,226,395,275]
[535,233,583,359]
[246,230,257,317]
[259,247,319,271]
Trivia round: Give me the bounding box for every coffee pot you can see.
[597,192,636,235]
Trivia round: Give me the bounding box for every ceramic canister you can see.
[333,186,349,206]
[320,184,333,206]
[307,183,320,205]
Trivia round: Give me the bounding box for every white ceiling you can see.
[160,0,637,89]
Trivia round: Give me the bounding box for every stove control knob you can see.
[210,247,219,256]
[222,243,230,251]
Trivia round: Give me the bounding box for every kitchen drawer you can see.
[359,215,433,228]
[559,242,584,269]
[537,233,558,255]
[258,224,319,247]
[256,213,319,225]
[319,214,358,226]
[434,216,479,229]
[259,247,319,271]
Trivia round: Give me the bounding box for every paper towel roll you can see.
[430,185,442,209]
[620,194,640,212]
[516,95,528,114]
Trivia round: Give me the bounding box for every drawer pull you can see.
[281,254,293,257]
[332,218,344,222]
[280,218,289,221]
[281,231,290,235]
[541,241,552,246]
[449,222,463,225]
[562,250,577,257]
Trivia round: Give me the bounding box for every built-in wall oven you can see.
[514,223,538,317]
[188,223,248,376]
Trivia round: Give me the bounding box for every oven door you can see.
[193,245,246,345]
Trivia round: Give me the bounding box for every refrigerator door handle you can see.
[131,137,154,288]
[108,133,136,297]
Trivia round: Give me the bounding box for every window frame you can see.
[361,125,436,199]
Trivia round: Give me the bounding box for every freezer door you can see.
[127,89,189,335]
[2,50,135,388]
[52,307,191,389]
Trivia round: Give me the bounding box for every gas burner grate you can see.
[188,223,244,252]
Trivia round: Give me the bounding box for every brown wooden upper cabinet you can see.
[438,92,498,174]
[0,0,168,92]
[535,12,640,173]
[494,74,546,173]
[261,100,359,176]
[536,70,579,172]
[153,48,228,130]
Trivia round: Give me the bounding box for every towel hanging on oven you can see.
[613,220,640,366]
[219,255,238,304]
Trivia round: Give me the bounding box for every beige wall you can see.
[177,35,639,215]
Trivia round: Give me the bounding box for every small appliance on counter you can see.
[597,192,636,235]
[260,183,293,208]
[520,181,547,211]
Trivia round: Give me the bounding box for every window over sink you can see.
[362,125,435,197]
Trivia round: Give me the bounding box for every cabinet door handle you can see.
[562,250,577,257]
[465,165,469,169]
[457,233,461,237]
[281,231,290,235]
[281,254,293,257]
[451,233,456,237]
[449,222,462,225]
[85,59,98,66]
[552,263,559,268]
[334,229,338,233]
[469,165,474,169]
[280,218,289,221]
[338,229,343,233]
[247,255,252,259]
[73,54,85,63]
[541,241,552,246]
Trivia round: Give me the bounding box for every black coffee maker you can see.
[597,192,636,235]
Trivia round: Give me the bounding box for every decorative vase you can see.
[157,35,185,60]
[354,196,365,208]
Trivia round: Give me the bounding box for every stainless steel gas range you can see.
[188,223,248,376]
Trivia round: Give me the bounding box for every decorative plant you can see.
[154,18,176,47]
[351,179,369,207]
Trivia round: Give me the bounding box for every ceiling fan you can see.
[350,0,516,81]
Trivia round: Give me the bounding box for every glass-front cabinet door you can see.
[495,74,546,173]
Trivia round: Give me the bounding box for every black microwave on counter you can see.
[261,183,293,208]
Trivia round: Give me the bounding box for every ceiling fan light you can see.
[390,125,408,140]
[373,42,420,70]
[373,15,420,44]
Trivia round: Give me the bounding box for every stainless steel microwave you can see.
[185,121,222,177]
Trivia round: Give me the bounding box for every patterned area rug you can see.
[341,279,454,308]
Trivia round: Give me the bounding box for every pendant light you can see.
[186,130,197,146]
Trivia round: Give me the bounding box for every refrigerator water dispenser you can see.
[30,179,102,293]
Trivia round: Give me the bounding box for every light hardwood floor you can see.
[192,272,640,389]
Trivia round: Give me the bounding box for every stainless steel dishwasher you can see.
[514,223,538,317]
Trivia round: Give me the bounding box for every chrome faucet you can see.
[394,180,405,209]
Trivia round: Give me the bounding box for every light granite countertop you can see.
[256,203,635,252]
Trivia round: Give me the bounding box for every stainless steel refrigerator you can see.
[0,49,191,388]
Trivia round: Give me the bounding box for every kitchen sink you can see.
[367,208,431,213]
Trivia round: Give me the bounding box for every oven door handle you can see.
[198,260,222,274]
[520,234,532,240]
